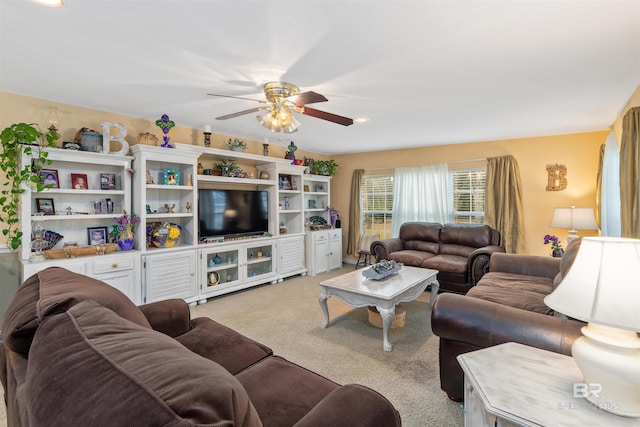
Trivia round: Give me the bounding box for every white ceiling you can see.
[1,1,639,155]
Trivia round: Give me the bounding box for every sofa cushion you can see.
[423,254,467,274]
[387,250,436,267]
[440,224,494,248]
[176,316,273,375]
[2,267,150,356]
[552,238,583,290]
[236,356,339,427]
[438,243,475,257]
[469,272,554,315]
[399,222,441,243]
[404,240,440,254]
[26,300,262,426]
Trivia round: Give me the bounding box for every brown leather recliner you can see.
[371,222,504,294]
[431,239,585,401]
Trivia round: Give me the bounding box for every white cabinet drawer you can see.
[91,256,136,275]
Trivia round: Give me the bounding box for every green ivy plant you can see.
[214,158,242,177]
[313,159,338,177]
[0,123,58,250]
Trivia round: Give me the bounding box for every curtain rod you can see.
[365,158,486,171]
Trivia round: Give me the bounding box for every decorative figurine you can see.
[155,114,175,148]
[185,202,191,213]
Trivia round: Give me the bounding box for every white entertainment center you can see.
[18,143,341,305]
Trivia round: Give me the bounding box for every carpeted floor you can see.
[191,265,464,427]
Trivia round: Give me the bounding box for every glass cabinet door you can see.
[245,243,275,280]
[205,248,240,288]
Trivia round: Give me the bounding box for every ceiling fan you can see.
[208,82,354,133]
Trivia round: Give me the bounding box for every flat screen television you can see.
[198,189,269,239]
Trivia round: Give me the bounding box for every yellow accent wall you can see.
[332,131,608,257]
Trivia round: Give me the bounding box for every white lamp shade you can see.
[544,237,640,331]
[549,207,599,230]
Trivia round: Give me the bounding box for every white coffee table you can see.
[318,266,439,351]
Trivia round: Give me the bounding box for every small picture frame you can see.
[308,199,317,209]
[39,169,60,188]
[71,173,88,190]
[315,184,325,193]
[163,169,179,185]
[100,173,116,190]
[87,226,108,245]
[303,184,310,192]
[36,198,55,215]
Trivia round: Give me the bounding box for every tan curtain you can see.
[595,143,604,227]
[485,155,526,253]
[620,106,640,238]
[346,169,364,255]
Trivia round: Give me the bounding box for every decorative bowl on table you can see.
[362,260,403,280]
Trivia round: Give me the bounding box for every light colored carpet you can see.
[0,265,464,427]
[191,266,464,427]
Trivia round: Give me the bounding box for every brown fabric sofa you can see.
[370,222,504,294]
[0,267,401,427]
[430,238,585,401]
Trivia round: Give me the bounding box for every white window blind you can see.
[360,175,394,239]
[450,168,486,224]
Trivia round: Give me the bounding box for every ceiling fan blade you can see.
[215,107,262,120]
[208,93,266,103]
[302,107,354,126]
[286,91,328,106]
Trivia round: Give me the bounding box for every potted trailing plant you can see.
[213,158,242,177]
[0,123,58,250]
[313,159,338,176]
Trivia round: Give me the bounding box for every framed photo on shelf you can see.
[36,198,55,215]
[39,168,60,188]
[163,169,179,185]
[314,184,325,193]
[308,199,317,209]
[87,226,108,245]
[71,173,88,190]
[100,173,116,190]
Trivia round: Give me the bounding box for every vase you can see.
[552,248,564,258]
[118,238,135,251]
[118,224,135,250]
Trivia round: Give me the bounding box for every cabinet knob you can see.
[111,263,118,268]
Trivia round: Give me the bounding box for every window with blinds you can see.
[450,168,486,224]
[360,175,394,239]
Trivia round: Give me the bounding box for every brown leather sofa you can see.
[431,239,585,401]
[0,267,401,427]
[371,222,504,294]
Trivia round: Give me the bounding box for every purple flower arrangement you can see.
[114,212,140,233]
[543,234,562,251]
[155,114,176,148]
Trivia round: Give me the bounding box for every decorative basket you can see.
[45,243,118,259]
[137,132,159,146]
[362,260,403,280]
[148,222,181,248]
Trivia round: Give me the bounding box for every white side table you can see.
[457,342,638,427]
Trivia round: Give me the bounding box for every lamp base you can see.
[573,323,640,417]
[566,230,578,243]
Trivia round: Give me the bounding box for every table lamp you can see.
[549,205,599,243]
[544,237,640,417]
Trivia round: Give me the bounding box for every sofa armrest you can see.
[467,245,505,286]
[293,384,401,427]
[371,237,403,262]
[489,252,561,279]
[432,293,583,353]
[431,293,584,400]
[138,299,191,337]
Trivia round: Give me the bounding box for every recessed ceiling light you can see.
[32,0,64,7]
[354,117,369,123]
